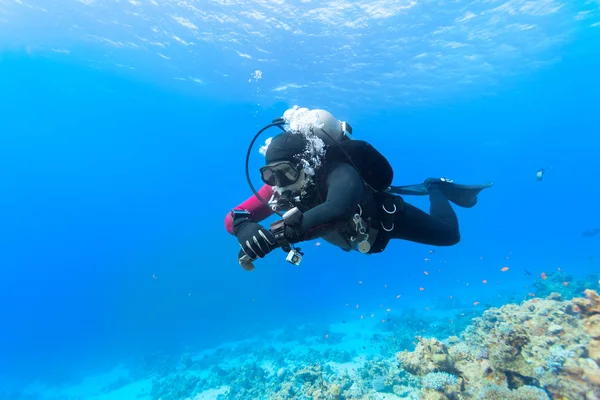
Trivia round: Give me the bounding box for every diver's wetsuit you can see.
[225,161,460,253]
[372,187,460,251]
[226,162,376,242]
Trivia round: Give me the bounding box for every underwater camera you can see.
[285,248,303,266]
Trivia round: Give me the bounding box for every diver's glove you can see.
[233,220,277,259]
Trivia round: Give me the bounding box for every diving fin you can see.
[387,178,493,208]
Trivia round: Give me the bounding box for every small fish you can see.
[396,294,401,299]
[541,272,547,280]
[473,301,480,306]
[583,229,600,238]
[428,250,435,254]
[563,282,569,287]
[528,293,536,297]
[424,271,429,275]
[482,280,488,284]
[358,280,363,284]
[152,274,158,279]
[424,257,430,262]
[419,287,425,291]
[524,269,532,276]
[315,241,321,246]
[501,267,509,272]
[536,168,545,181]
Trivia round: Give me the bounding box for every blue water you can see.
[1,5,600,399]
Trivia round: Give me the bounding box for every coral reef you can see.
[397,290,600,399]
[533,271,599,299]
[143,289,600,400]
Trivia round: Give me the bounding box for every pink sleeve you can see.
[224,184,276,235]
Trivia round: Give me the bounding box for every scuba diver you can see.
[224,107,493,271]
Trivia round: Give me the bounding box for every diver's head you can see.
[283,107,350,146]
[261,132,311,192]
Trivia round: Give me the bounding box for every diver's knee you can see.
[440,231,460,246]
[450,232,461,246]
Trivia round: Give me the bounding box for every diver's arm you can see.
[293,163,364,241]
[224,184,275,235]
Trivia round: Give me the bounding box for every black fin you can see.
[387,179,493,208]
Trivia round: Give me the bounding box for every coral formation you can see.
[143,289,600,400]
[533,271,599,299]
[397,290,600,399]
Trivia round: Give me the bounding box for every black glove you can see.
[233,220,277,259]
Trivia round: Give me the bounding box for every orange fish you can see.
[424,271,429,275]
[541,272,547,280]
[473,301,480,306]
[501,267,509,272]
[482,280,488,284]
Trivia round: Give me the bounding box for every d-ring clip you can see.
[383,203,396,214]
[381,221,394,232]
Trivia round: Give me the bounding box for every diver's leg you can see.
[387,187,460,246]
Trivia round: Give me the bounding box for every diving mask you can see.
[260,161,301,187]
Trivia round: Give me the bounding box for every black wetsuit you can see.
[291,161,460,253]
